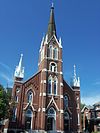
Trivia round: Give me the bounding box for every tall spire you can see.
[14,54,24,80]
[47,3,57,41]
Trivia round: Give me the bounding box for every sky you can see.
[0,0,100,105]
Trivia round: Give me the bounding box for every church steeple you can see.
[47,3,57,41]
[14,54,24,81]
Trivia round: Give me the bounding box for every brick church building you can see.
[4,4,82,133]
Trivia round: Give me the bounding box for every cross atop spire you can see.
[14,54,24,81]
[47,3,57,41]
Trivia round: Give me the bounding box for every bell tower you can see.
[38,4,64,132]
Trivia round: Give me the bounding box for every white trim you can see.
[38,108,41,112]
[60,82,63,87]
[45,56,63,62]
[73,89,80,91]
[60,95,63,98]
[46,96,59,111]
[49,62,57,72]
[60,110,64,113]
[60,71,63,75]
[23,104,36,112]
[58,37,63,48]
[42,68,47,72]
[78,113,80,125]
[43,80,46,83]
[42,108,46,112]
[41,80,46,83]
[43,92,46,96]
[39,93,42,96]
[25,88,36,96]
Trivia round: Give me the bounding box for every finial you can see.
[21,54,23,57]
[51,2,54,8]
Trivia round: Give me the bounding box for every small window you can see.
[54,77,58,95]
[16,88,20,93]
[49,45,53,58]
[15,96,18,102]
[54,48,58,59]
[64,95,68,108]
[27,91,33,103]
[50,63,57,72]
[48,78,52,94]
[48,107,56,116]
[12,107,17,121]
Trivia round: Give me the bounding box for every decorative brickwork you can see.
[4,5,82,133]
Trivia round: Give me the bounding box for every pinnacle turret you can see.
[14,54,24,81]
[72,65,80,87]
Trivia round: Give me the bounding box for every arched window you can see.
[64,95,68,108]
[50,62,57,72]
[25,108,33,117]
[48,107,56,116]
[12,107,17,121]
[54,48,58,59]
[27,91,33,103]
[48,77,52,94]
[15,96,18,102]
[47,107,56,130]
[64,111,70,131]
[25,108,33,130]
[64,112,69,119]
[54,77,58,95]
[49,45,53,58]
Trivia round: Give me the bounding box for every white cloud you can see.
[94,81,100,85]
[81,95,100,105]
[0,73,13,83]
[0,62,13,87]
[0,62,12,72]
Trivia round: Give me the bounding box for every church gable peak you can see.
[46,96,59,111]
[48,35,62,48]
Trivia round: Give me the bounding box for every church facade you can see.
[5,5,82,133]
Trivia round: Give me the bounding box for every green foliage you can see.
[0,84,11,120]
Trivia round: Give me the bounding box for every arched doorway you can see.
[47,107,56,131]
[64,112,70,131]
[25,108,33,130]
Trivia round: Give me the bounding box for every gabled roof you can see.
[81,105,94,113]
[93,101,100,106]
[46,96,59,111]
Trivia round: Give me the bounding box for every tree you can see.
[0,84,11,120]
